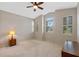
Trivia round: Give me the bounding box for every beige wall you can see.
[44,12,58,43]
[34,8,77,46]
[0,10,33,42]
[45,8,77,46]
[55,8,77,45]
[34,15,43,40]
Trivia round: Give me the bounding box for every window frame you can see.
[46,17,54,32]
[63,16,72,36]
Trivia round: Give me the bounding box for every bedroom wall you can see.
[44,8,77,46]
[34,8,77,46]
[34,15,43,40]
[55,8,77,45]
[44,12,58,43]
[0,10,33,43]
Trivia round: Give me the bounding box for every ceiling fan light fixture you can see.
[26,2,44,11]
[33,5,38,9]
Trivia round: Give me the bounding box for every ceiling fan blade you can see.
[26,6,33,8]
[34,9,36,11]
[31,2,34,4]
[31,2,37,5]
[38,6,43,10]
[37,2,44,5]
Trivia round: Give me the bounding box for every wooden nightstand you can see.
[8,38,16,47]
[62,41,79,57]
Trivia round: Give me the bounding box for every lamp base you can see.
[8,38,16,47]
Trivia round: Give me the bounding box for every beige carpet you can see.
[0,40,62,57]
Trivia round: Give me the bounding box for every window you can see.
[32,20,34,32]
[63,16,72,35]
[46,17,54,32]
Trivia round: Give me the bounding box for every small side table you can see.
[62,41,79,57]
[8,38,16,47]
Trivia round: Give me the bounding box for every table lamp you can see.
[8,30,16,46]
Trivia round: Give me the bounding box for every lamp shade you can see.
[8,30,16,35]
[8,30,16,39]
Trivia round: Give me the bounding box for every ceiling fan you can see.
[26,2,44,12]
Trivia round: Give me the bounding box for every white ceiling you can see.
[0,2,78,19]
